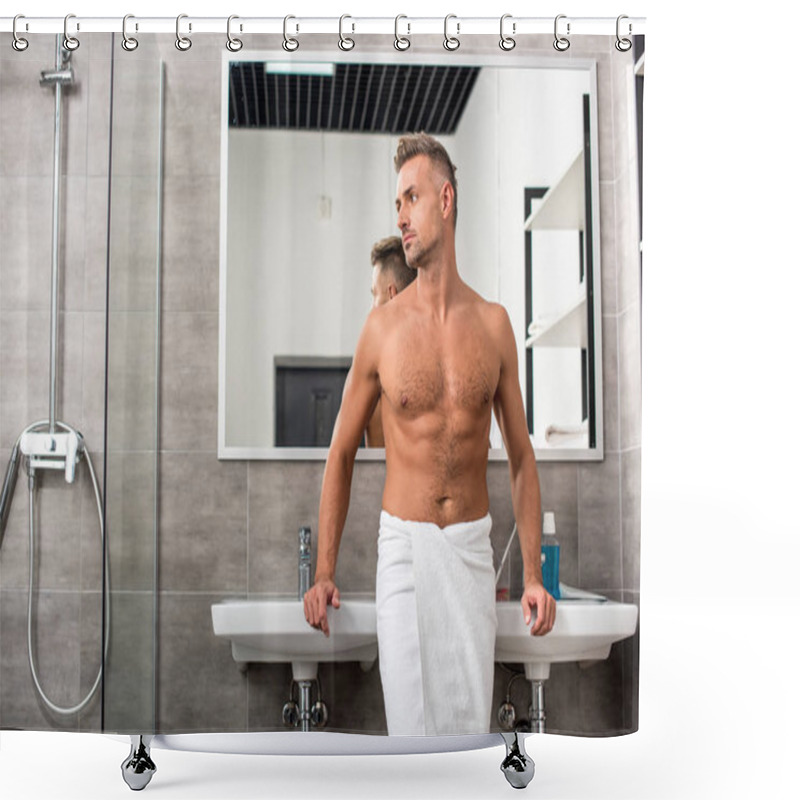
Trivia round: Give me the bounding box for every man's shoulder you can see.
[362,294,414,343]
[466,293,510,328]
[375,286,420,324]
[457,282,504,311]
[464,297,515,358]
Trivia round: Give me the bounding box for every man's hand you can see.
[303,579,340,637]
[521,581,556,636]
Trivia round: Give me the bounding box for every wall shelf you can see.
[526,289,587,349]
[524,149,585,231]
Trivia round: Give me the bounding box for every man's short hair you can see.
[394,132,458,226]
[371,236,416,290]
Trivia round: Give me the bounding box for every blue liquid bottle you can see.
[540,511,561,600]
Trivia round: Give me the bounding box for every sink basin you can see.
[494,595,638,680]
[211,597,378,681]
[212,592,637,684]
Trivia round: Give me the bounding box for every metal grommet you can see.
[500,14,516,51]
[175,14,192,51]
[282,15,299,52]
[443,14,460,51]
[12,15,29,52]
[227,14,243,52]
[615,14,632,52]
[64,13,80,51]
[553,14,570,52]
[121,14,139,51]
[394,14,410,51]
[338,14,355,51]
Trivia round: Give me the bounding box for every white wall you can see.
[226,130,399,447]
[452,67,590,446]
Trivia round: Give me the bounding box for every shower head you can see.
[40,67,74,87]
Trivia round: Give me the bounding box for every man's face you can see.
[395,154,445,269]
[371,264,394,309]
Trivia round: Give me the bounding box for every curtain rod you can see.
[1,16,646,37]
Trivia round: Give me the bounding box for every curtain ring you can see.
[283,15,299,52]
[64,13,80,51]
[121,14,139,51]
[227,14,243,52]
[615,15,632,52]
[175,14,192,51]
[553,14,570,51]
[12,15,29,52]
[394,14,410,51]
[499,14,516,51]
[443,14,460,51]
[339,14,355,51]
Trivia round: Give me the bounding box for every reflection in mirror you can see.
[525,94,597,452]
[220,54,602,461]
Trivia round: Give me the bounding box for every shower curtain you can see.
[0,16,643,743]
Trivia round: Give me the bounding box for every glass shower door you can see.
[102,46,164,734]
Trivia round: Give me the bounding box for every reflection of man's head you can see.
[370,236,416,309]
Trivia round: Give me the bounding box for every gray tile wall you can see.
[0,33,111,731]
[0,32,641,738]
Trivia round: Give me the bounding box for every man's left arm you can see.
[491,305,556,636]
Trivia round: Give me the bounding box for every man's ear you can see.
[440,180,455,222]
[388,284,398,300]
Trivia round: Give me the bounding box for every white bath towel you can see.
[376,511,497,736]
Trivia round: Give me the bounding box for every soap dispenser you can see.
[540,512,561,600]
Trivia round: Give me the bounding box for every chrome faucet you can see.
[298,526,311,600]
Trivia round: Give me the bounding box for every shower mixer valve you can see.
[19,430,84,483]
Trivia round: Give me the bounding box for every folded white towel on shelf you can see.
[376,511,497,736]
[545,419,588,445]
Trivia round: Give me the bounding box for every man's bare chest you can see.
[379,324,500,416]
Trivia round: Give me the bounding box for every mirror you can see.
[219,51,602,461]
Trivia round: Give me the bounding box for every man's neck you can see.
[414,244,461,322]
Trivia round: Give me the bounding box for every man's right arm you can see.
[303,312,382,636]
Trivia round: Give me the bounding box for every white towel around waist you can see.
[376,510,497,736]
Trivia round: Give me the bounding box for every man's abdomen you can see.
[381,421,491,526]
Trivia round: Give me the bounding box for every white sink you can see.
[211,597,378,681]
[495,592,638,680]
[212,591,637,684]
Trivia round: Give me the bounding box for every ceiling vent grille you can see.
[229,62,480,135]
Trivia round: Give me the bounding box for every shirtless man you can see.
[366,235,416,447]
[304,133,555,734]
